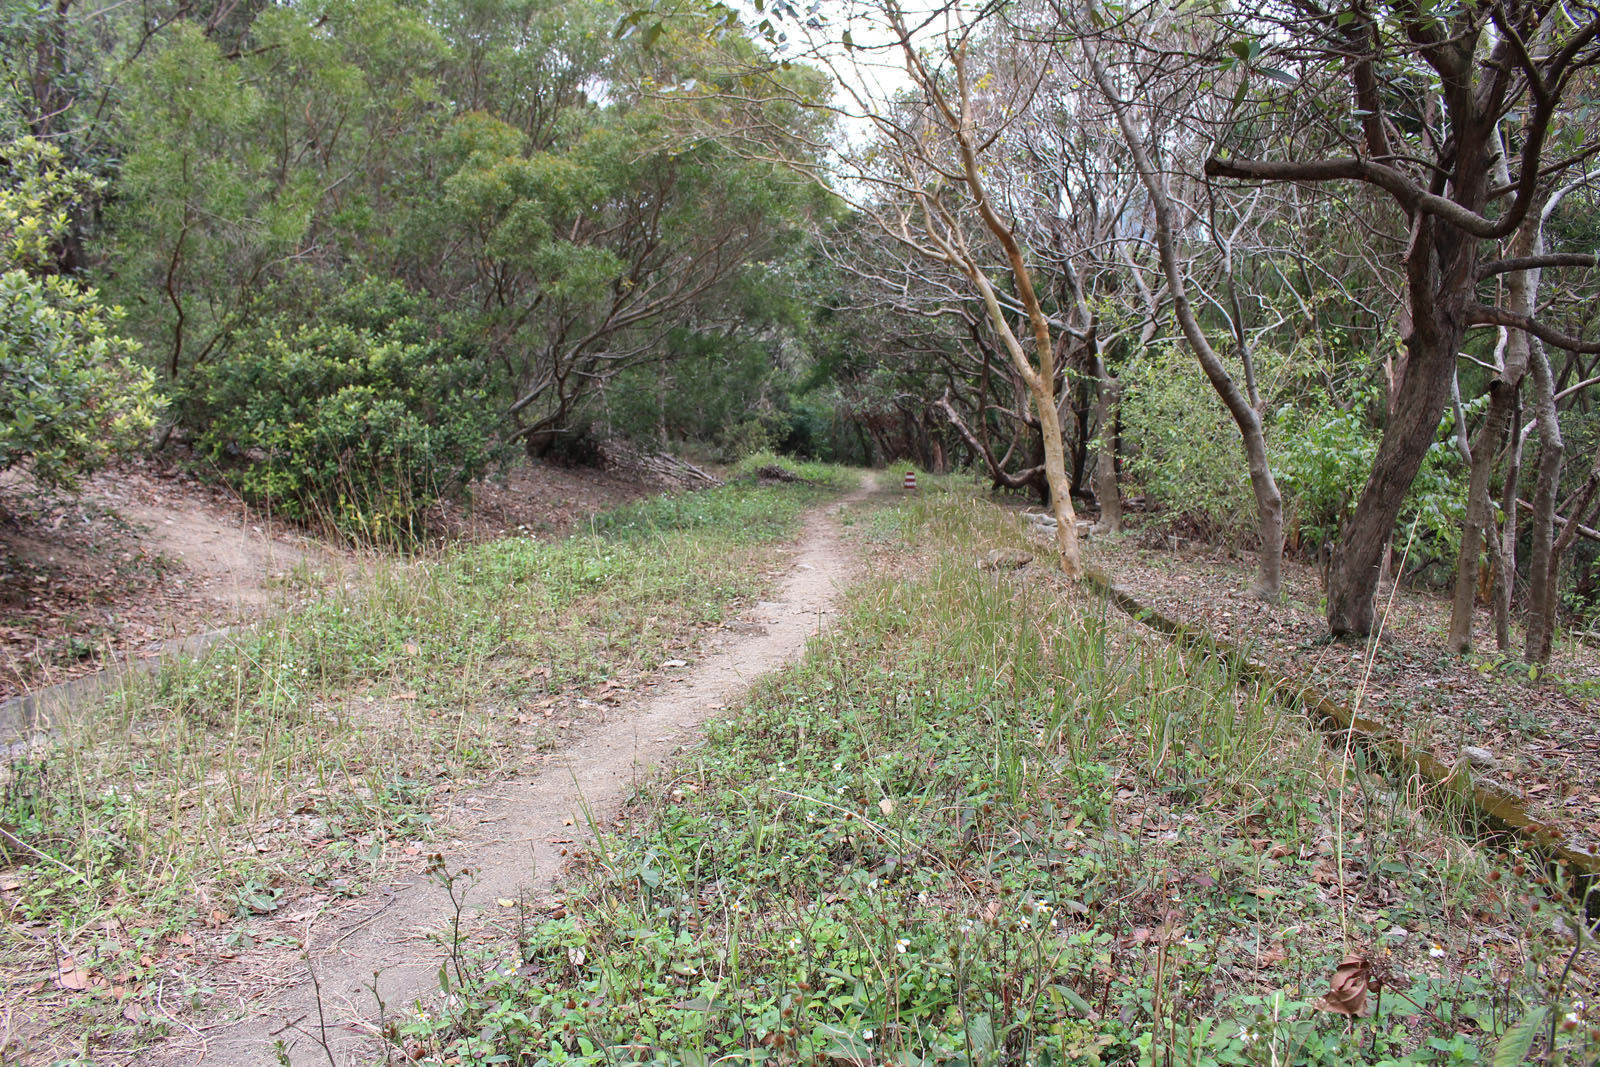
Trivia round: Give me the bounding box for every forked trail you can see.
[146,476,875,1067]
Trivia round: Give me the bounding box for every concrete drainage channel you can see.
[1080,568,1600,924]
[0,628,247,755]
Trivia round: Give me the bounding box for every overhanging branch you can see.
[1468,302,1600,353]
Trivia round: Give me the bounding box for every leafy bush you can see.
[1274,397,1375,552]
[1120,343,1256,541]
[187,279,502,540]
[1275,388,1468,570]
[0,136,161,488]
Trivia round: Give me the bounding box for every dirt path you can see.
[148,476,875,1067]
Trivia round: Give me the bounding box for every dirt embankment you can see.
[0,459,654,702]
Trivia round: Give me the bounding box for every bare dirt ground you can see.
[0,462,343,701]
[1078,526,1600,858]
[0,459,653,702]
[133,476,874,1067]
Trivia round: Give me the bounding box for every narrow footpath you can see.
[147,476,875,1067]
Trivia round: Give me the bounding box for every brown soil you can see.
[0,462,343,701]
[1074,523,1600,858]
[134,476,875,1067]
[428,458,658,542]
[0,459,653,702]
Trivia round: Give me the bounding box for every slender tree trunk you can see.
[934,45,1082,576]
[1448,208,1535,654]
[1525,340,1565,663]
[1081,35,1282,596]
[1496,398,1524,650]
[1091,353,1123,533]
[1448,383,1515,650]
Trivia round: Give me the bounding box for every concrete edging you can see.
[1082,567,1600,922]
[0,627,247,750]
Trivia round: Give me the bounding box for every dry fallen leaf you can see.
[1313,954,1370,1016]
[878,798,895,816]
[56,958,93,991]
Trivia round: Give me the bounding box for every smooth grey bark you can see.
[1448,381,1517,651]
[1080,23,1284,597]
[1525,340,1564,663]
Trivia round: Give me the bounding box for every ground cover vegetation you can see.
[4,0,1600,1059]
[406,485,1596,1065]
[0,470,843,1058]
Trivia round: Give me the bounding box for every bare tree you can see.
[768,0,1090,572]
[1050,0,1287,597]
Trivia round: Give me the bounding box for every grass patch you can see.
[410,490,1596,1066]
[0,474,849,1051]
[727,451,860,491]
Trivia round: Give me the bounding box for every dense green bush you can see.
[603,328,795,462]
[187,279,503,540]
[1120,344,1467,568]
[1120,343,1256,540]
[1274,397,1375,552]
[0,136,161,489]
[1276,388,1468,571]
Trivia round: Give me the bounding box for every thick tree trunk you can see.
[1327,332,1461,634]
[1328,208,1479,636]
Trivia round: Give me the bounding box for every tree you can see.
[1204,0,1600,637]
[751,0,1088,572]
[1055,0,1286,596]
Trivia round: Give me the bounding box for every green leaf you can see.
[1492,1007,1546,1067]
[641,20,663,49]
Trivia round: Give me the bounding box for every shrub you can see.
[0,136,161,489]
[1275,387,1468,572]
[1274,397,1376,553]
[187,278,503,540]
[1120,343,1256,541]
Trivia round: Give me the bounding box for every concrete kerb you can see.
[1082,567,1600,924]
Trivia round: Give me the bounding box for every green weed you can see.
[0,475,846,1045]
[412,491,1595,1066]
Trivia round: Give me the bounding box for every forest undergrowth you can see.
[411,481,1597,1067]
[0,459,851,1060]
